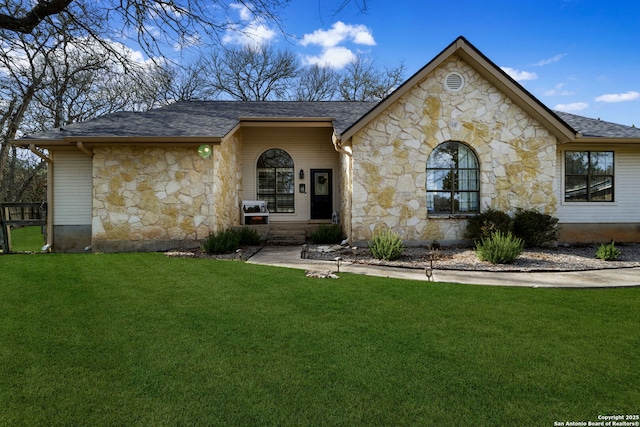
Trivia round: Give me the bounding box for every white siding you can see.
[556,146,640,223]
[241,126,338,222]
[52,151,92,225]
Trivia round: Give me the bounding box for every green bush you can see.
[310,224,344,244]
[368,229,405,261]
[595,241,621,261]
[464,208,512,243]
[512,208,559,248]
[202,228,241,254]
[236,226,262,246]
[475,231,524,264]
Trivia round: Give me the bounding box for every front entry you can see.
[310,169,332,219]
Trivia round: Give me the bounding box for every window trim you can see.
[426,141,480,216]
[563,150,615,203]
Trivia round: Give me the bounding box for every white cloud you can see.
[299,22,375,69]
[300,21,375,48]
[501,66,538,82]
[222,3,277,47]
[303,46,356,68]
[543,83,575,97]
[554,102,589,112]
[595,91,640,103]
[534,53,567,66]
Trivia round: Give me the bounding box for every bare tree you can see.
[338,55,406,102]
[0,0,289,58]
[205,44,298,101]
[294,64,339,101]
[0,15,171,202]
[150,59,218,103]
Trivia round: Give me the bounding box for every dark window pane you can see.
[590,152,614,175]
[565,152,588,175]
[565,176,588,201]
[456,192,479,212]
[257,169,275,193]
[276,194,294,212]
[590,176,613,201]
[427,169,453,190]
[428,192,453,213]
[257,148,294,168]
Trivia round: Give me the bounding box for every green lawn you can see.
[3,225,45,252]
[0,253,638,426]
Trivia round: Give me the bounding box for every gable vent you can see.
[444,72,464,92]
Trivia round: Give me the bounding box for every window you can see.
[257,149,295,213]
[564,151,614,202]
[426,142,479,214]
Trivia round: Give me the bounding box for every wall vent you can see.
[444,72,464,92]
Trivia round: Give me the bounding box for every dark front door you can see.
[310,169,332,219]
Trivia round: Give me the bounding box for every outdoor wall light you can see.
[299,169,304,179]
[198,144,212,158]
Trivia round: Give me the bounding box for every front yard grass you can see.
[0,253,638,426]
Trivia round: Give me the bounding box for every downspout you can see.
[331,131,353,244]
[29,145,53,250]
[332,130,351,157]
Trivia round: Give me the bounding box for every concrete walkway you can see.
[247,246,640,288]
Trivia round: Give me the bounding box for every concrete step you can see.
[267,228,307,245]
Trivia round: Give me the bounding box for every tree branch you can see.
[0,0,74,33]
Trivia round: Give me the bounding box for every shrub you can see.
[464,208,512,243]
[595,241,621,261]
[368,229,405,261]
[236,226,262,246]
[475,231,524,264]
[202,228,241,254]
[513,208,559,248]
[310,224,344,244]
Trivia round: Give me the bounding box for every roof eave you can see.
[13,135,223,149]
[569,136,640,144]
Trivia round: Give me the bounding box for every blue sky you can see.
[219,0,640,126]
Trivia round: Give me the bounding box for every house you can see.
[16,37,640,252]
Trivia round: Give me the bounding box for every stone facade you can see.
[92,146,215,251]
[212,134,242,231]
[349,55,557,244]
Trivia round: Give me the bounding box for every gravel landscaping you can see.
[303,243,640,272]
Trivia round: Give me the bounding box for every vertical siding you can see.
[52,150,92,225]
[556,145,640,223]
[241,126,339,222]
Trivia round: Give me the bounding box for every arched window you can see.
[257,149,295,213]
[426,142,479,214]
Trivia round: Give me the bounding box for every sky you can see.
[212,0,640,127]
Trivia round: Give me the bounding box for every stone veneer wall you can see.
[212,133,242,230]
[350,55,558,244]
[92,146,215,251]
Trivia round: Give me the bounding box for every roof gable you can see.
[340,36,576,143]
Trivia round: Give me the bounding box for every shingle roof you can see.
[555,111,640,138]
[21,101,377,141]
[19,100,640,143]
